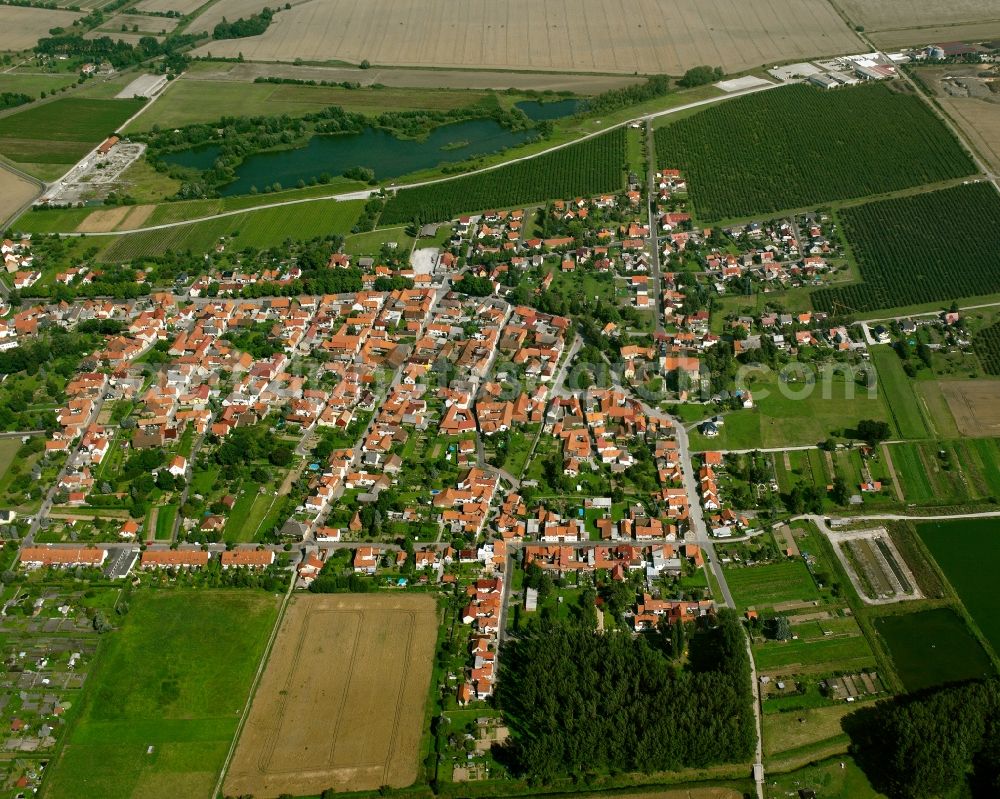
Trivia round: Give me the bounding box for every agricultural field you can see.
[870,346,929,439]
[135,0,207,13]
[74,204,156,233]
[129,77,495,131]
[95,13,179,34]
[725,560,821,611]
[0,97,145,178]
[888,439,1000,505]
[754,617,876,674]
[765,756,883,799]
[0,438,21,483]
[940,379,1000,437]
[189,0,861,76]
[98,198,364,260]
[0,73,76,97]
[763,704,854,760]
[973,322,1000,376]
[0,6,83,51]
[224,593,438,797]
[688,371,891,451]
[343,226,414,256]
[0,165,39,228]
[43,590,280,799]
[829,528,919,603]
[918,518,1000,655]
[832,0,1000,47]
[813,183,1000,314]
[653,83,975,221]
[381,127,626,224]
[181,59,641,93]
[938,96,1000,177]
[875,608,994,692]
[833,0,999,29]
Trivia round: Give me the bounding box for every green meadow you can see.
[44,590,279,799]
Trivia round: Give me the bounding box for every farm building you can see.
[808,74,839,90]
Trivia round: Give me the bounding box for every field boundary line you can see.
[213,576,295,799]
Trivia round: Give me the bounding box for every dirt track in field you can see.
[939,380,1000,437]
[223,592,438,797]
[191,0,861,75]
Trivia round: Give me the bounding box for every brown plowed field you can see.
[224,592,438,797]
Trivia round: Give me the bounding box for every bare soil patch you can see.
[0,165,38,227]
[940,379,1000,437]
[224,592,438,797]
[191,0,860,76]
[0,6,83,50]
[75,205,131,233]
[119,203,155,230]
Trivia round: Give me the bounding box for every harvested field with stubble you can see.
[192,0,861,75]
[74,204,155,232]
[939,380,1000,437]
[832,0,1000,35]
[0,166,38,227]
[0,6,83,50]
[224,592,439,797]
[938,97,1000,175]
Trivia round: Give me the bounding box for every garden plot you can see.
[828,527,921,604]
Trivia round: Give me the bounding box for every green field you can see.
[814,183,1000,314]
[870,346,929,439]
[129,79,494,132]
[689,372,891,450]
[223,490,280,543]
[380,127,626,224]
[918,519,1000,655]
[0,438,21,482]
[755,626,875,673]
[763,704,854,759]
[726,560,821,610]
[343,226,414,256]
[875,608,994,692]
[654,83,974,221]
[765,756,884,799]
[889,440,999,505]
[44,590,279,799]
[155,505,176,540]
[0,74,76,97]
[98,199,363,261]
[0,98,145,172]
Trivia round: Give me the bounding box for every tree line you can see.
[845,679,1000,798]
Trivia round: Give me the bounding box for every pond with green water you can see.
[162,118,537,196]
